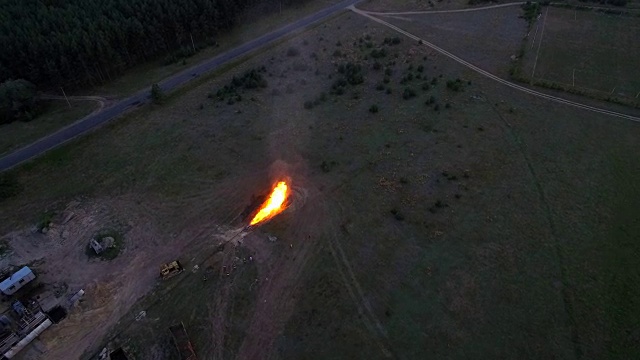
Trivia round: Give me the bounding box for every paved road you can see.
[351,5,640,123]
[0,0,359,171]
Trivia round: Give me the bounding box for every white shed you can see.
[0,267,36,295]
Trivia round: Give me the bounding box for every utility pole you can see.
[190,33,196,53]
[60,87,71,108]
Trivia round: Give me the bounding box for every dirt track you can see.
[3,197,189,360]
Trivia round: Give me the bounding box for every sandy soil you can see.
[2,197,188,360]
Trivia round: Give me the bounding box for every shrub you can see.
[369,105,379,113]
[383,37,402,45]
[336,41,342,46]
[304,101,314,109]
[386,88,393,94]
[384,68,393,76]
[425,95,436,105]
[370,48,388,59]
[333,49,343,57]
[151,83,164,104]
[372,62,382,70]
[0,79,37,124]
[376,83,385,91]
[446,79,464,92]
[383,76,390,84]
[445,103,451,109]
[434,103,440,111]
[417,65,424,73]
[287,47,300,57]
[422,83,430,91]
[402,87,417,100]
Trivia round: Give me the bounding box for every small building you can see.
[0,267,35,296]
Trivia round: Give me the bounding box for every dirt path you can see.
[350,5,640,122]
[38,95,110,114]
[3,197,188,360]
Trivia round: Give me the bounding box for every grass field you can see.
[0,100,98,156]
[521,6,640,101]
[87,0,342,98]
[1,7,640,360]
[379,5,527,77]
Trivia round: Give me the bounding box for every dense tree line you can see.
[0,79,37,124]
[0,0,306,91]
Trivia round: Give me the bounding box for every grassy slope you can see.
[521,6,640,97]
[1,8,639,360]
[88,0,342,98]
[0,100,97,156]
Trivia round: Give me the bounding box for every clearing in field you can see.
[0,5,639,360]
[522,6,640,100]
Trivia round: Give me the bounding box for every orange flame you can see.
[250,181,289,226]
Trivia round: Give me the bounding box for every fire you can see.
[250,181,289,226]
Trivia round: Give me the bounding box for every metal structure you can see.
[0,267,35,296]
[169,322,197,360]
[160,261,184,280]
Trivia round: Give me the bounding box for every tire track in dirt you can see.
[350,5,640,123]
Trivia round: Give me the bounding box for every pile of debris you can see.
[89,236,115,255]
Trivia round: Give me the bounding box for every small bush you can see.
[425,95,436,105]
[336,41,342,46]
[333,50,343,57]
[434,103,440,111]
[370,48,388,59]
[446,79,464,92]
[417,65,424,73]
[369,105,379,113]
[372,62,382,70]
[287,47,300,57]
[151,83,164,104]
[383,37,402,45]
[402,87,417,100]
[386,88,393,94]
[445,103,451,109]
[304,101,314,109]
[376,83,385,91]
[422,83,430,91]
[383,76,390,84]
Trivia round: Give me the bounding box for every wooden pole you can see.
[60,87,71,108]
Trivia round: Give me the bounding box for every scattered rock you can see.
[268,235,278,242]
[101,237,115,248]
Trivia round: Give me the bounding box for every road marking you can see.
[531,6,549,78]
[350,6,640,123]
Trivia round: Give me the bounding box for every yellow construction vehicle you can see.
[160,261,184,280]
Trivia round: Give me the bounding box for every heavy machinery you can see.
[160,261,184,280]
[169,322,197,360]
